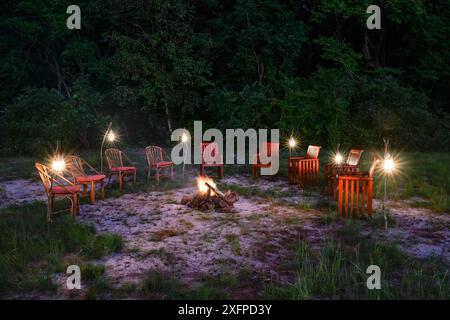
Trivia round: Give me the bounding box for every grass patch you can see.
[265,239,449,299]
[0,202,122,296]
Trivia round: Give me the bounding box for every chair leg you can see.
[90,181,95,204]
[101,180,105,200]
[83,184,88,199]
[119,172,123,192]
[156,168,160,183]
[170,165,173,179]
[147,167,151,181]
[218,166,223,179]
[134,170,137,184]
[107,173,112,187]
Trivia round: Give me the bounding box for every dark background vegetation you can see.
[1,0,449,155]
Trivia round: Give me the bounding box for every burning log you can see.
[181,176,239,212]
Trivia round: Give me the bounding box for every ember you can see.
[181,176,238,212]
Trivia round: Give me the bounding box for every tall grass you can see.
[0,202,122,296]
[265,237,449,299]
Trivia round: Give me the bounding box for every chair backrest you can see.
[65,155,86,177]
[201,142,221,164]
[306,145,321,159]
[145,146,165,166]
[105,148,123,169]
[35,162,52,194]
[347,149,363,166]
[260,142,279,157]
[369,157,380,178]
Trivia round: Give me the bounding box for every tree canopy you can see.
[1,0,449,155]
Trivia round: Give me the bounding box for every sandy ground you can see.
[0,175,449,296]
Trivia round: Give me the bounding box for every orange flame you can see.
[196,176,216,195]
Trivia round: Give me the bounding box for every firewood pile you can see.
[181,181,239,213]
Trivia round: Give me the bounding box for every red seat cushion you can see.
[51,185,81,194]
[111,166,136,172]
[75,174,106,183]
[155,161,173,168]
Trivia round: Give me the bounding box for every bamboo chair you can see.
[200,142,223,178]
[145,146,174,183]
[325,149,364,197]
[288,145,321,185]
[252,142,280,177]
[66,155,105,203]
[105,148,137,192]
[35,162,80,222]
[337,157,380,218]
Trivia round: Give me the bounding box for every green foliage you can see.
[1,87,100,155]
[0,202,122,295]
[0,0,449,153]
[265,239,450,299]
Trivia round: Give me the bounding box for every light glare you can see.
[107,131,116,142]
[383,158,395,174]
[334,153,343,165]
[52,158,65,172]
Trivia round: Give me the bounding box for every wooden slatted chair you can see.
[288,145,321,185]
[105,148,137,192]
[35,162,80,222]
[145,146,174,183]
[66,155,105,204]
[337,157,380,218]
[324,149,364,197]
[200,142,223,178]
[252,142,280,177]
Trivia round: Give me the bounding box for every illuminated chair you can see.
[145,146,174,183]
[200,142,223,178]
[252,142,279,177]
[288,145,321,185]
[105,148,137,192]
[35,162,80,222]
[66,155,105,204]
[337,157,380,217]
[325,149,364,197]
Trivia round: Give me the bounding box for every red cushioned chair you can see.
[105,148,137,192]
[200,142,223,178]
[288,145,321,185]
[66,155,105,204]
[252,142,279,177]
[35,162,80,222]
[145,146,174,183]
[324,149,364,198]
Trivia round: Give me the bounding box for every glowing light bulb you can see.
[335,153,343,165]
[52,159,65,172]
[288,138,296,149]
[181,133,188,143]
[383,158,395,174]
[107,131,116,142]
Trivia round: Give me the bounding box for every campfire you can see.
[181,176,239,212]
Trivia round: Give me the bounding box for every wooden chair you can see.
[325,149,364,197]
[288,145,321,185]
[200,142,223,178]
[252,142,280,177]
[66,155,105,204]
[105,148,137,192]
[337,158,380,218]
[145,146,174,183]
[35,162,80,222]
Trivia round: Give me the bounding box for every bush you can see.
[0,85,101,156]
[276,70,449,150]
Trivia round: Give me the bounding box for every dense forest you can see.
[1,0,449,155]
